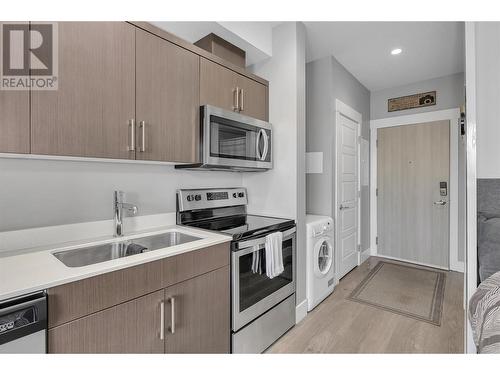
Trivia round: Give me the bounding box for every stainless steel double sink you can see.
[53,231,201,268]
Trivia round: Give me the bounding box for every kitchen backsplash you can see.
[0,157,243,232]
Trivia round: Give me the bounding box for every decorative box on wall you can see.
[195,33,246,68]
[388,91,437,112]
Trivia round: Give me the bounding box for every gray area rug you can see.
[348,261,446,326]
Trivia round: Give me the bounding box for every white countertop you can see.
[0,219,231,301]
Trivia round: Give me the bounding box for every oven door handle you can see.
[235,227,296,251]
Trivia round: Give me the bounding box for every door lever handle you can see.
[433,200,447,206]
[339,204,352,210]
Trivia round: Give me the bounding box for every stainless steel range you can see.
[177,187,296,353]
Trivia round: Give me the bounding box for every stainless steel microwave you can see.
[176,105,272,171]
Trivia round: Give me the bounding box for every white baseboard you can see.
[295,299,308,324]
[451,260,465,273]
[370,249,464,273]
[360,248,370,264]
[376,254,449,271]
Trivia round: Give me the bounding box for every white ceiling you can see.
[303,22,465,91]
[153,22,465,92]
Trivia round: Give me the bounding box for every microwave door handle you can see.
[256,129,263,160]
[261,131,269,161]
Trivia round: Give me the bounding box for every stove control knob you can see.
[233,193,237,198]
[194,194,202,201]
[186,195,193,202]
[238,192,244,198]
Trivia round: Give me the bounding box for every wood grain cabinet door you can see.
[48,290,164,353]
[136,29,200,163]
[237,75,268,121]
[200,58,238,112]
[0,22,30,154]
[164,266,230,353]
[0,90,30,153]
[31,22,135,159]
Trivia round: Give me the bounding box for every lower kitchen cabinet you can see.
[47,246,230,354]
[164,265,230,353]
[48,290,164,353]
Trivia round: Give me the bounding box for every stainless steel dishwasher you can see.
[0,291,47,353]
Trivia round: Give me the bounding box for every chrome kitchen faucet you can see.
[113,190,138,237]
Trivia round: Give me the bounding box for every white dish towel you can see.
[265,231,284,279]
[251,245,261,274]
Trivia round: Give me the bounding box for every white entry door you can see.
[336,112,360,279]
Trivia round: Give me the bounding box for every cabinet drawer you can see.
[48,242,230,327]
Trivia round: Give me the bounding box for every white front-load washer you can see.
[306,215,335,311]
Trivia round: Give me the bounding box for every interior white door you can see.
[377,121,450,268]
[336,113,359,279]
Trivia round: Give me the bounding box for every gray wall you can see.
[306,55,371,251]
[476,22,500,178]
[245,22,308,311]
[0,158,242,232]
[370,72,464,120]
[371,72,465,263]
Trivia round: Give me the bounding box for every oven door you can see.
[232,227,296,331]
[203,105,272,170]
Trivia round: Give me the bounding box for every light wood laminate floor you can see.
[268,257,464,353]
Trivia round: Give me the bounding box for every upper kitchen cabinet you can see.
[236,74,268,121]
[31,22,136,159]
[0,22,30,154]
[200,58,268,121]
[200,58,238,113]
[0,91,30,154]
[135,29,200,163]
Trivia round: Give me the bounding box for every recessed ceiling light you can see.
[391,48,402,55]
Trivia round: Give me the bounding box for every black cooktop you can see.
[185,214,295,241]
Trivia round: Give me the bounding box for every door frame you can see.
[334,99,362,279]
[464,21,477,353]
[370,108,462,272]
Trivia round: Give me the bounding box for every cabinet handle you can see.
[239,88,244,111]
[139,121,146,152]
[169,297,175,334]
[127,119,136,151]
[233,87,240,111]
[160,300,165,341]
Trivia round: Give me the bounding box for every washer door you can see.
[314,237,333,277]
